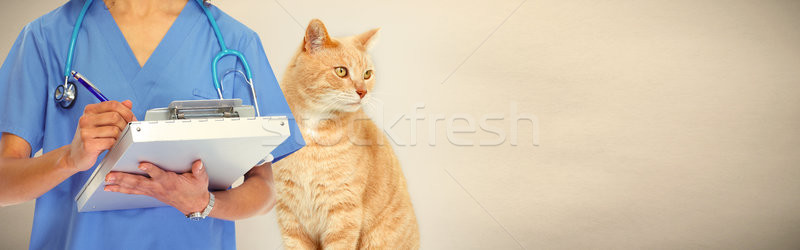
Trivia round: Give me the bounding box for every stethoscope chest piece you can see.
[54,82,77,109]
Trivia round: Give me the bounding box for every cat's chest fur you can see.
[274,125,372,237]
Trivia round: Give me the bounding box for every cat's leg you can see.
[358,209,420,250]
[320,202,364,250]
[275,200,317,250]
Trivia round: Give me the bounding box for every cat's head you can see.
[284,19,380,115]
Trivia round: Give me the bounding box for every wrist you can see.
[185,191,211,215]
[186,192,215,221]
[56,147,81,175]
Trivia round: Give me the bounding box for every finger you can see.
[191,160,206,179]
[104,185,147,195]
[139,162,165,179]
[83,138,117,153]
[85,101,136,123]
[106,172,151,190]
[85,101,123,114]
[88,112,128,131]
[81,126,122,139]
[82,102,104,115]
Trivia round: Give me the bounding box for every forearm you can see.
[0,146,78,206]
[208,163,276,220]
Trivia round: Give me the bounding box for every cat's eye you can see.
[364,70,373,80]
[334,67,348,78]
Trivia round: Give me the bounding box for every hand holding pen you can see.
[65,71,137,172]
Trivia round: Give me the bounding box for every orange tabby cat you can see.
[273,19,420,249]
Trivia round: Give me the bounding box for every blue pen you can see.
[71,71,109,102]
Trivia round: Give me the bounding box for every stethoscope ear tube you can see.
[222,69,260,116]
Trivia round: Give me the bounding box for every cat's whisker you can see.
[368,91,404,97]
[362,96,376,109]
[366,102,379,113]
[317,98,340,113]
[365,96,383,109]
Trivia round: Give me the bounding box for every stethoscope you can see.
[55,0,260,116]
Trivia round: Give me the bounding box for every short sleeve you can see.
[0,23,49,154]
[237,33,305,162]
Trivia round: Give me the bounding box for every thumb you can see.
[121,100,133,109]
[191,160,206,179]
[121,100,138,121]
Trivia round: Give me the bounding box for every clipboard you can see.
[74,99,290,212]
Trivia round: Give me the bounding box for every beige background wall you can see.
[2,0,800,249]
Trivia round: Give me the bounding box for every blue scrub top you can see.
[0,0,304,249]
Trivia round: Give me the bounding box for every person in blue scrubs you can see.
[0,0,304,249]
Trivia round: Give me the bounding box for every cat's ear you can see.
[355,28,380,51]
[304,19,334,53]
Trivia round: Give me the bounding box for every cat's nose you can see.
[356,89,367,99]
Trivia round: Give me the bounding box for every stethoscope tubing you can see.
[60,0,93,93]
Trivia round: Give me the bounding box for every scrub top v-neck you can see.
[90,0,201,103]
[0,0,305,249]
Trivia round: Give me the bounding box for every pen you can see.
[71,70,109,102]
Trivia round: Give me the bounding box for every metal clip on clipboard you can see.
[144,99,257,121]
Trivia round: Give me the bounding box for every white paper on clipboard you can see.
[74,116,290,212]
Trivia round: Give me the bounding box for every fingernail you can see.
[106,176,115,183]
[104,186,110,191]
[139,165,146,171]
[199,162,204,171]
